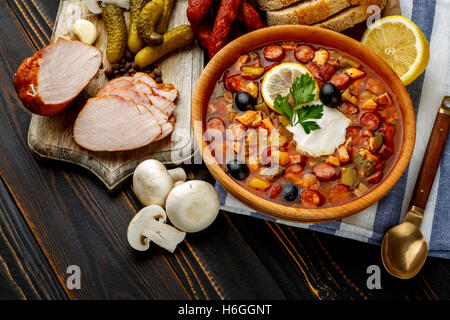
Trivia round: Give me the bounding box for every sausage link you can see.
[329,72,351,89]
[284,163,305,184]
[197,20,211,50]
[338,102,358,115]
[263,45,285,61]
[313,163,336,180]
[360,112,381,130]
[208,0,242,58]
[238,1,264,31]
[187,0,215,30]
[207,117,225,133]
[294,45,314,63]
[223,71,246,93]
[301,189,323,207]
[329,184,352,202]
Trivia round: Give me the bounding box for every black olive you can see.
[227,160,249,180]
[234,92,256,111]
[320,82,341,107]
[282,183,298,201]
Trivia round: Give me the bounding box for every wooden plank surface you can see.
[27,0,203,191]
[0,0,448,301]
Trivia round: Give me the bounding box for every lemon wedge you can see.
[261,63,319,111]
[361,16,430,85]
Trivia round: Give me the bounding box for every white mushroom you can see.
[165,181,220,233]
[72,19,98,45]
[127,205,186,252]
[85,0,130,14]
[133,160,186,207]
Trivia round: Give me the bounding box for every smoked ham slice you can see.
[97,78,176,116]
[99,88,174,141]
[134,72,178,102]
[14,39,101,116]
[73,95,161,151]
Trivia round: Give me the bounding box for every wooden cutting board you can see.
[28,0,203,192]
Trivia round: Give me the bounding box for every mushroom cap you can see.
[127,205,167,251]
[85,0,130,14]
[85,0,103,14]
[133,160,174,207]
[165,181,220,233]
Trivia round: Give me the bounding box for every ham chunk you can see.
[14,39,101,115]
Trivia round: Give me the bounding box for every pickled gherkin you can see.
[340,166,360,189]
[156,0,175,35]
[135,25,195,68]
[128,0,150,53]
[103,5,127,63]
[138,0,165,46]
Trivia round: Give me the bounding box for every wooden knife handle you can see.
[409,103,450,210]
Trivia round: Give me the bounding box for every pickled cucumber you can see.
[155,0,175,35]
[128,0,150,53]
[137,0,164,46]
[135,25,195,68]
[103,4,127,63]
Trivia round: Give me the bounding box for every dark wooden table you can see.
[0,0,449,300]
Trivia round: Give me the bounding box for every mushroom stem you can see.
[142,221,186,253]
[168,167,187,183]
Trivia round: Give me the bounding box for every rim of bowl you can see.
[192,25,416,223]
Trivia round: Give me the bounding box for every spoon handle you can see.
[409,97,450,210]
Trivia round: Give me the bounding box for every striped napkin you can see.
[216,0,450,259]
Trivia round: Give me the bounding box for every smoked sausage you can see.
[329,72,351,89]
[294,45,314,63]
[328,184,352,202]
[187,0,215,30]
[300,189,323,207]
[238,1,264,32]
[197,20,211,50]
[313,163,336,180]
[207,117,225,133]
[360,112,380,130]
[263,45,285,61]
[208,0,242,58]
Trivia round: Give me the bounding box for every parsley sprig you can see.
[272,73,323,134]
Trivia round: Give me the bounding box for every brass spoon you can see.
[382,96,450,279]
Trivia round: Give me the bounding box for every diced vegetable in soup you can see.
[205,42,402,208]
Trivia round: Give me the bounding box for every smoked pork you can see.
[14,39,101,116]
[98,88,174,141]
[73,95,162,151]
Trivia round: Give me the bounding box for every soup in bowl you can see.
[192,26,415,222]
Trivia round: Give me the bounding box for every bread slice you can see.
[314,0,387,32]
[266,0,384,26]
[257,0,307,11]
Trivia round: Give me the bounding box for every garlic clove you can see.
[72,19,98,45]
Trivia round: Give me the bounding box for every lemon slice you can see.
[261,63,319,111]
[361,16,430,85]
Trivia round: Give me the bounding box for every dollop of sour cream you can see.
[287,105,350,157]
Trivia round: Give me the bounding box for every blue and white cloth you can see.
[216,0,450,259]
